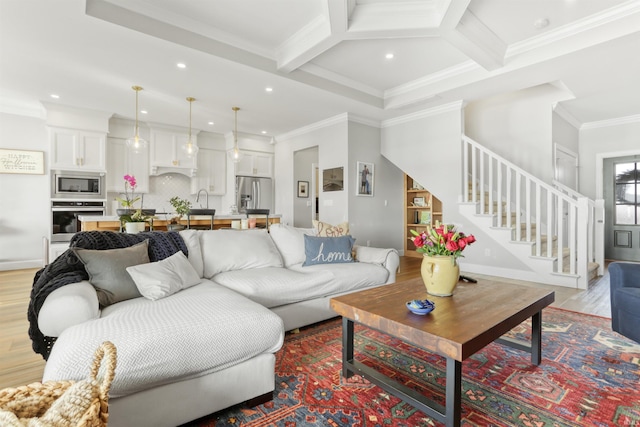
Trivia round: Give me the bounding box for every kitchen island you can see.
[79,214,281,232]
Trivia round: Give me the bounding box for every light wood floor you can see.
[0,258,612,390]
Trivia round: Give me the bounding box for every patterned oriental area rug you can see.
[186,308,640,427]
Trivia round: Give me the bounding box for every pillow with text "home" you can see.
[303,235,355,266]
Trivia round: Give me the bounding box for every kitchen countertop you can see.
[79,213,281,221]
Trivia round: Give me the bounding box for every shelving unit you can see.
[404,174,442,258]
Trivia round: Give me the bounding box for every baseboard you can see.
[459,262,548,285]
[0,259,43,271]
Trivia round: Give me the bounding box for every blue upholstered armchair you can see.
[609,262,640,343]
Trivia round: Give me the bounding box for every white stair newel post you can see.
[576,197,589,289]
[594,199,605,276]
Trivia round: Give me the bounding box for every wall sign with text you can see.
[0,149,45,175]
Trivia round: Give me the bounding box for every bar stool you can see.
[245,209,270,231]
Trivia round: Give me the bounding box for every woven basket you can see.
[0,341,117,427]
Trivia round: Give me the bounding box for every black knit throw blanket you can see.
[28,230,188,360]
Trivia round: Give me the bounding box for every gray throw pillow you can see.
[73,240,150,307]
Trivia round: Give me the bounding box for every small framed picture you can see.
[356,161,374,197]
[413,197,425,207]
[297,180,309,198]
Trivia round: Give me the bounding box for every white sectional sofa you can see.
[37,225,399,427]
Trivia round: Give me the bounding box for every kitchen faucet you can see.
[196,188,209,208]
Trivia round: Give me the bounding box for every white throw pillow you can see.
[126,251,201,300]
[268,223,316,267]
[200,229,283,278]
[313,220,349,237]
[179,229,204,278]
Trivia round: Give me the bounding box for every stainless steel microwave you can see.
[51,170,106,199]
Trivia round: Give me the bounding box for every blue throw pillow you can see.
[303,235,355,266]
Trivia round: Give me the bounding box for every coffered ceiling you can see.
[1,0,639,138]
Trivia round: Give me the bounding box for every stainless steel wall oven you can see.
[51,200,106,242]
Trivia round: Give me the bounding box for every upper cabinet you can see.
[235,151,273,177]
[50,127,106,172]
[106,137,149,194]
[150,128,198,177]
[191,148,226,196]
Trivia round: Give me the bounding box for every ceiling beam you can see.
[276,0,347,73]
[440,9,507,71]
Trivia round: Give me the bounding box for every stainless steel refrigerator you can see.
[235,176,273,213]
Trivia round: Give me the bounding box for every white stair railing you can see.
[553,180,606,276]
[462,136,602,288]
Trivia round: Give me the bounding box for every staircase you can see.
[459,136,604,289]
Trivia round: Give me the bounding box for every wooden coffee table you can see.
[330,277,555,427]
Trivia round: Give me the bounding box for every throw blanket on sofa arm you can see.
[28,231,189,360]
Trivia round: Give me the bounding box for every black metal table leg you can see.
[342,317,354,379]
[531,311,542,365]
[445,358,462,427]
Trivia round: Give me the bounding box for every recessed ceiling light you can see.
[385,53,394,60]
[50,94,60,99]
[140,110,148,114]
[208,121,214,126]
[261,131,267,134]
[177,62,186,69]
[533,18,549,29]
[265,87,273,92]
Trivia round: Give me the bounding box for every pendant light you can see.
[125,86,147,153]
[228,106,244,163]
[181,97,198,158]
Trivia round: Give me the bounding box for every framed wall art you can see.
[322,167,344,192]
[356,161,374,196]
[0,149,45,175]
[297,180,309,198]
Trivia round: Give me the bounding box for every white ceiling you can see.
[1,0,639,139]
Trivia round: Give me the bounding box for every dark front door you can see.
[604,155,640,261]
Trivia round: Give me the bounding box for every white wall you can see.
[465,83,573,183]
[579,120,640,200]
[293,146,318,228]
[275,116,348,226]
[348,122,403,249]
[0,113,50,269]
[552,111,580,155]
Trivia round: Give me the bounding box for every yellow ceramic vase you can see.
[420,255,460,297]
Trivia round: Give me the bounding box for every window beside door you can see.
[615,161,639,225]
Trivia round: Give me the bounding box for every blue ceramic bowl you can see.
[406,299,436,315]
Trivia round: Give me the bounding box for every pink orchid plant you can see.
[115,174,140,209]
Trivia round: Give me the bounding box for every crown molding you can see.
[581,114,640,130]
[0,100,46,120]
[381,100,464,128]
[348,114,381,128]
[506,1,640,58]
[277,112,348,141]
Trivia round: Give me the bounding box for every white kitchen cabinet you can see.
[50,127,106,171]
[106,137,149,193]
[192,148,226,195]
[49,243,69,264]
[235,151,273,177]
[150,129,197,176]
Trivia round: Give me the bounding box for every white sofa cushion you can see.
[201,229,283,278]
[290,261,390,294]
[268,223,316,267]
[126,251,201,300]
[38,281,100,337]
[179,229,204,278]
[43,280,284,398]
[212,267,334,308]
